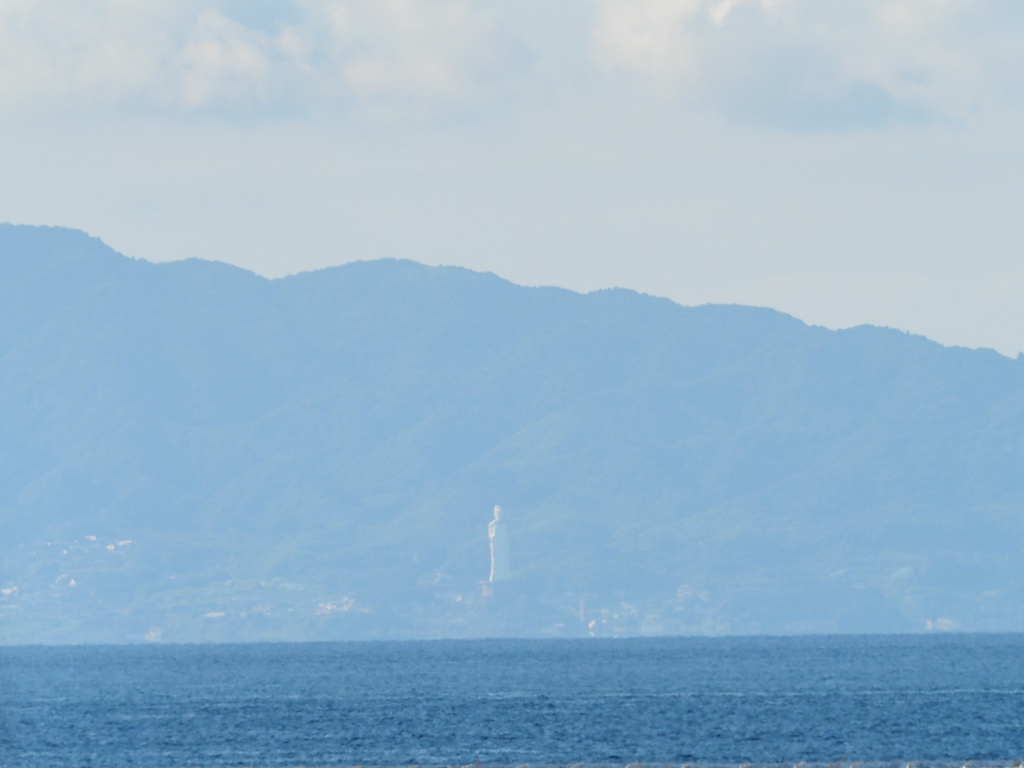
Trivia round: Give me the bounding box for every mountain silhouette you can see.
[2,223,1023,642]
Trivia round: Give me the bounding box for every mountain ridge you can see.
[1,223,1023,643]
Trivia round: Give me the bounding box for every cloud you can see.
[0,0,1021,128]
[590,0,1023,129]
[0,0,502,112]
[303,0,500,102]
[178,10,274,108]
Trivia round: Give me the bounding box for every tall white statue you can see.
[488,505,511,582]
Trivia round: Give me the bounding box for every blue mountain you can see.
[1,224,1022,642]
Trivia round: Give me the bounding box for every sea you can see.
[2,634,1023,767]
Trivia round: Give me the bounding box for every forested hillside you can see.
[2,224,1023,643]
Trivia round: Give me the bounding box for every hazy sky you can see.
[2,0,1023,354]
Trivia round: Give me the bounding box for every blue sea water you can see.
[1,635,1023,767]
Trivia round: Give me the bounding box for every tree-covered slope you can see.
[1,224,1022,642]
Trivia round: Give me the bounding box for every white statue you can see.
[488,505,511,582]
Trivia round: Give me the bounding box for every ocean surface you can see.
[2,635,1024,767]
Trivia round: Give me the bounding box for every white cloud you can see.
[0,0,502,112]
[303,0,500,102]
[591,0,704,78]
[590,0,1024,128]
[178,10,273,108]
[0,0,1020,126]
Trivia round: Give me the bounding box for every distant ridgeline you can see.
[1,223,1023,643]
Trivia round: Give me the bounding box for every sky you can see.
[1,0,1023,355]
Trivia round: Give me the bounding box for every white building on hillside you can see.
[488,505,511,582]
